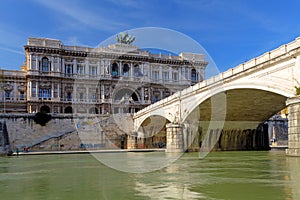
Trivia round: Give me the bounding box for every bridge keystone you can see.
[286,96,300,156]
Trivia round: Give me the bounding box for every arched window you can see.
[89,107,98,114]
[41,57,49,72]
[122,63,129,76]
[40,105,50,113]
[111,63,119,77]
[191,68,197,82]
[65,106,73,113]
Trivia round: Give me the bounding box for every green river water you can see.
[0,150,299,200]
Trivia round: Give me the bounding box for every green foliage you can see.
[295,86,300,95]
[34,112,51,126]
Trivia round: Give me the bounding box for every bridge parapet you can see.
[133,36,300,155]
[134,36,300,123]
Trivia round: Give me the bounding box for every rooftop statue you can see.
[116,32,135,45]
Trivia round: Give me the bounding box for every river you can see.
[0,150,299,200]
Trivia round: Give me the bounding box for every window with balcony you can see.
[39,88,51,98]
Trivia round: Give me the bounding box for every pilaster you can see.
[286,96,300,156]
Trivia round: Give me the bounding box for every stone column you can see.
[119,62,122,76]
[130,63,134,78]
[57,83,60,98]
[159,65,163,82]
[62,58,65,74]
[85,60,89,76]
[141,87,144,103]
[51,82,54,98]
[286,96,300,156]
[29,53,32,70]
[29,81,32,98]
[73,58,77,75]
[127,132,138,149]
[166,123,184,153]
[97,60,100,76]
[36,56,39,71]
[169,66,172,81]
[101,84,104,100]
[36,82,38,98]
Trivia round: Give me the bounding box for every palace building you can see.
[0,36,207,114]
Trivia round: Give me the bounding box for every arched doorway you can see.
[40,105,50,113]
[64,106,73,113]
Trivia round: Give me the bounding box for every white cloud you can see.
[0,46,23,55]
[33,0,126,31]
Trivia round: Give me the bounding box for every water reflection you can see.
[134,181,205,199]
[0,151,299,200]
[92,152,182,173]
[286,156,300,200]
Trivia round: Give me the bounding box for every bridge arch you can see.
[137,115,170,148]
[181,80,292,123]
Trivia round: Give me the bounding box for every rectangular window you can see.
[5,91,10,99]
[91,94,96,102]
[185,69,189,80]
[20,92,25,100]
[67,92,72,101]
[31,83,36,97]
[152,71,159,81]
[172,72,178,81]
[77,65,84,75]
[90,67,96,76]
[80,93,84,100]
[65,64,73,75]
[39,88,51,98]
[163,72,169,81]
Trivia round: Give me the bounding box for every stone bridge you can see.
[133,37,300,156]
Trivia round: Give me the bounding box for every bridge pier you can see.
[127,132,138,150]
[286,97,300,156]
[166,123,184,153]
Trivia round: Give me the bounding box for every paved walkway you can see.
[13,148,166,156]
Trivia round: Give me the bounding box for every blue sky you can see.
[1,0,300,75]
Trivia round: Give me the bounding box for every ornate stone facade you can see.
[0,37,207,114]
